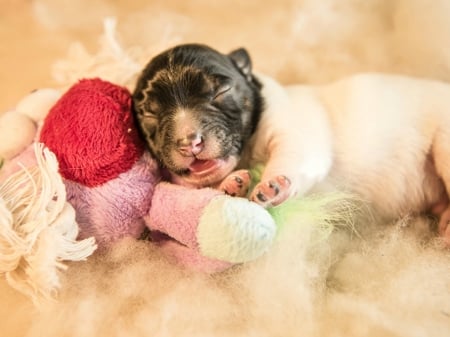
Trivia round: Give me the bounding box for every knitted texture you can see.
[40,78,144,187]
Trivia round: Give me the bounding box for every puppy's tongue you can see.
[189,159,218,173]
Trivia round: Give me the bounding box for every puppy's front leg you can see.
[249,84,333,207]
[249,138,333,207]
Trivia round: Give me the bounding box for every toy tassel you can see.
[0,143,97,306]
[250,164,362,241]
[269,191,361,241]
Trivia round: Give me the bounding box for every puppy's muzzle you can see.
[177,132,204,156]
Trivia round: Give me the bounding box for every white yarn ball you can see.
[15,88,61,122]
[0,111,37,160]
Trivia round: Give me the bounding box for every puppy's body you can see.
[133,44,450,243]
[246,73,450,222]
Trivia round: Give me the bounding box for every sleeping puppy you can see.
[132,44,263,191]
[133,43,450,245]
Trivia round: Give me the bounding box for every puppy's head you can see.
[133,44,263,187]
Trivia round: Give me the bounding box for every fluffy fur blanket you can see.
[1,1,450,336]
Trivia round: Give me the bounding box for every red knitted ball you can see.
[40,78,145,187]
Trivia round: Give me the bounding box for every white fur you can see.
[246,72,450,222]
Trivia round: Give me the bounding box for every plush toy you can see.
[0,88,97,305]
[1,78,276,276]
[1,78,360,307]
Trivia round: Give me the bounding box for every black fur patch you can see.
[132,44,264,175]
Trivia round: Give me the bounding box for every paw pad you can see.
[219,170,251,197]
[250,175,291,207]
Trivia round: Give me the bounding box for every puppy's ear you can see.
[228,48,252,81]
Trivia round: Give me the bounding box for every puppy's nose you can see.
[177,133,204,156]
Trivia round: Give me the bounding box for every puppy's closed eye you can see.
[213,83,232,101]
[211,75,232,102]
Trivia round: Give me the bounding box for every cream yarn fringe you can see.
[0,143,97,306]
[51,17,179,90]
[52,17,142,89]
[0,17,174,306]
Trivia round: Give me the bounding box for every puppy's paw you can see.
[250,175,291,208]
[438,207,450,247]
[219,169,251,197]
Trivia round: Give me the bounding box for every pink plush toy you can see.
[35,78,276,273]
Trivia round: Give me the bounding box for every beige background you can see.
[2,0,450,112]
[1,0,99,111]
